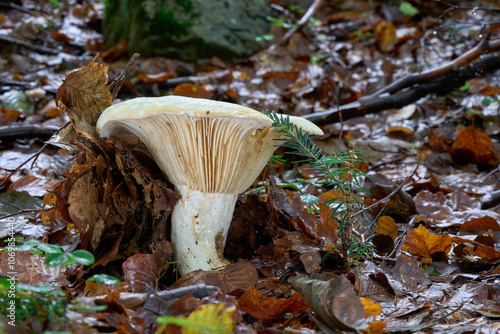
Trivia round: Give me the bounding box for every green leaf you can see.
[70,250,95,266]
[466,109,481,115]
[399,2,419,16]
[300,194,319,205]
[47,0,62,8]
[1,90,35,114]
[88,274,120,285]
[36,243,63,254]
[459,81,470,91]
[67,304,108,311]
[16,284,57,293]
[45,252,72,267]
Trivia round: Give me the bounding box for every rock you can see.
[103,0,273,61]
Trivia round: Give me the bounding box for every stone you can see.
[103,0,273,61]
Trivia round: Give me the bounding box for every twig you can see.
[385,303,464,332]
[0,124,57,141]
[303,51,500,125]
[277,0,324,46]
[0,121,70,189]
[0,34,60,55]
[374,35,500,96]
[108,53,140,100]
[355,164,420,217]
[0,207,53,220]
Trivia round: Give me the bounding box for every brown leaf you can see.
[451,126,493,164]
[401,225,452,259]
[459,216,500,234]
[237,287,309,320]
[0,108,22,124]
[172,83,215,99]
[137,72,176,84]
[374,20,396,53]
[56,56,112,140]
[123,254,157,293]
[8,175,61,197]
[289,273,368,332]
[375,216,398,240]
[452,237,500,265]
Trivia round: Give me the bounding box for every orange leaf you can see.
[401,225,452,258]
[459,216,500,234]
[375,216,398,240]
[137,72,176,84]
[374,20,396,53]
[237,288,309,320]
[361,321,387,334]
[480,86,500,96]
[451,126,493,164]
[360,298,382,317]
[172,83,214,99]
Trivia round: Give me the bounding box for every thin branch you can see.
[276,0,324,46]
[0,121,70,189]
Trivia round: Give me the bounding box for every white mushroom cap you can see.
[96,96,323,195]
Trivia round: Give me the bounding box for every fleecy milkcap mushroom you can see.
[96,96,323,275]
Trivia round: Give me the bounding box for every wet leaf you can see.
[1,90,34,114]
[88,274,120,285]
[237,287,309,320]
[56,56,112,140]
[122,254,157,293]
[360,298,382,317]
[375,216,398,240]
[459,216,500,234]
[184,303,236,334]
[374,21,396,53]
[172,83,215,99]
[401,225,452,259]
[289,273,369,332]
[451,126,494,164]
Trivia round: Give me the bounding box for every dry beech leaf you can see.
[374,20,396,53]
[480,86,500,96]
[452,237,500,265]
[237,287,309,320]
[459,216,500,234]
[451,126,493,164]
[375,216,398,240]
[361,321,388,334]
[55,55,112,140]
[360,298,382,317]
[122,254,157,293]
[289,273,369,332]
[401,225,452,259]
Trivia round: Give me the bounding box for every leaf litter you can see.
[1,0,500,333]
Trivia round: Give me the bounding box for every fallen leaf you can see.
[237,287,309,320]
[451,126,493,164]
[172,83,215,99]
[401,225,452,259]
[459,216,500,234]
[375,216,398,240]
[374,20,397,53]
[360,298,382,317]
[56,56,112,140]
[183,303,236,334]
[122,254,157,293]
[289,273,368,332]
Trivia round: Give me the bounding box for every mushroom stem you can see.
[171,185,236,275]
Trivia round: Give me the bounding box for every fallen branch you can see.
[303,51,500,126]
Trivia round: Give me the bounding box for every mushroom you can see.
[96,96,323,275]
